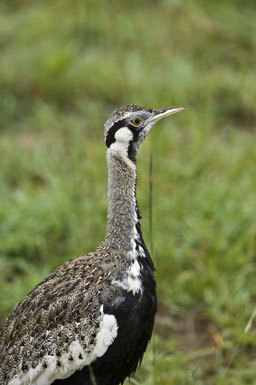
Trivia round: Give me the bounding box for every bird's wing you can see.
[0,253,118,385]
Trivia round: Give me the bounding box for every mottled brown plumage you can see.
[0,104,183,385]
[0,245,129,384]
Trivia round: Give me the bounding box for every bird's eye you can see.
[131,116,142,126]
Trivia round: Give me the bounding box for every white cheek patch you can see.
[114,127,133,143]
[109,127,134,161]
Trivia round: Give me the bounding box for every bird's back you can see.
[0,245,156,385]
[0,250,118,384]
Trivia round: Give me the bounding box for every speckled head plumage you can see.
[104,104,184,161]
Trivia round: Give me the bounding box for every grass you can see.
[0,0,256,384]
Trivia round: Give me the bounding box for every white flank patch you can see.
[92,312,118,358]
[8,310,118,385]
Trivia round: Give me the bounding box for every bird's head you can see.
[104,104,184,162]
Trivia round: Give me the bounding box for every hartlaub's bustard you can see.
[0,104,184,385]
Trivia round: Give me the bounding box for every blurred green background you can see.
[0,0,256,384]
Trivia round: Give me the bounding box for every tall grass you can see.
[1,1,256,384]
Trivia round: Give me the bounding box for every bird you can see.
[0,104,184,385]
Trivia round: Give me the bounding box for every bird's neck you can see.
[103,147,140,253]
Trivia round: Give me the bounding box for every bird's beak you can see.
[149,106,184,123]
